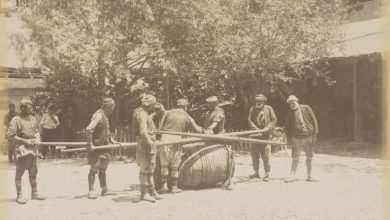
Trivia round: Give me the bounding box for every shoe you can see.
[31,192,46,200]
[150,188,163,200]
[16,195,27,204]
[221,184,233,191]
[306,177,318,182]
[141,193,156,203]
[88,191,98,199]
[284,177,296,183]
[263,176,270,182]
[249,173,261,179]
[158,185,169,194]
[170,186,183,194]
[101,189,117,196]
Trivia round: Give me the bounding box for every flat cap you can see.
[141,94,157,107]
[206,96,218,103]
[20,98,33,106]
[255,94,267,101]
[177,98,189,106]
[286,95,299,103]
[102,98,115,106]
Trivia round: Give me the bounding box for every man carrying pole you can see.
[203,96,225,134]
[132,94,163,202]
[7,98,46,204]
[248,94,277,182]
[85,98,118,199]
[158,98,205,194]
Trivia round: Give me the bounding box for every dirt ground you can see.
[0,149,385,220]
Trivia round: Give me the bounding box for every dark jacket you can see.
[284,104,318,140]
[248,105,277,132]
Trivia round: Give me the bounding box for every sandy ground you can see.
[0,150,385,220]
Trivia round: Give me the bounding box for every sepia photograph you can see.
[0,0,388,219]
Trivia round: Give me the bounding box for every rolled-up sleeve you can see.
[85,113,102,133]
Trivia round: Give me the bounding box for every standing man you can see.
[7,98,46,204]
[85,98,118,199]
[4,103,17,162]
[248,94,277,182]
[203,96,225,134]
[132,94,162,202]
[284,95,318,182]
[158,98,205,194]
[40,104,60,159]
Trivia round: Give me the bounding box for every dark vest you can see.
[92,109,110,146]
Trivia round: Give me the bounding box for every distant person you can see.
[34,106,44,134]
[248,94,277,182]
[40,104,60,159]
[7,98,46,204]
[4,103,17,162]
[284,95,318,183]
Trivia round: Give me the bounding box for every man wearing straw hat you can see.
[158,98,205,194]
[284,95,318,183]
[132,94,163,202]
[85,98,118,199]
[248,94,277,182]
[7,98,46,204]
[203,96,225,134]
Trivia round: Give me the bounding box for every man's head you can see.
[205,96,218,110]
[19,98,33,116]
[287,95,299,110]
[177,98,189,111]
[102,98,115,115]
[154,102,165,117]
[9,103,15,112]
[255,94,267,108]
[141,94,157,113]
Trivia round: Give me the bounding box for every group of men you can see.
[6,93,318,204]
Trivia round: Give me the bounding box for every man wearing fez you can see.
[7,98,46,204]
[132,95,163,202]
[85,98,118,199]
[203,96,225,134]
[248,94,277,182]
[158,98,205,194]
[284,95,318,183]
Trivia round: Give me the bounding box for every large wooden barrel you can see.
[154,142,235,190]
[178,142,235,189]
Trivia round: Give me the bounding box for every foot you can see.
[31,192,46,200]
[101,189,117,196]
[284,176,296,183]
[88,191,98,199]
[158,185,169,194]
[306,176,319,182]
[221,184,233,190]
[16,195,27,204]
[150,190,163,200]
[249,173,261,179]
[170,186,183,194]
[141,193,156,203]
[263,176,270,182]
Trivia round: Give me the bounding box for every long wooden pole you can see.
[158,131,286,145]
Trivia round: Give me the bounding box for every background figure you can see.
[4,103,17,162]
[203,96,225,134]
[40,104,60,159]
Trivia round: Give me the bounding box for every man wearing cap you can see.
[85,98,118,199]
[248,94,277,182]
[284,95,318,182]
[132,94,162,202]
[203,96,225,134]
[7,98,46,204]
[158,98,205,194]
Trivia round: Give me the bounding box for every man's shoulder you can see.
[264,105,275,110]
[300,104,312,111]
[133,107,148,118]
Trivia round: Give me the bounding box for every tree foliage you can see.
[12,0,346,129]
